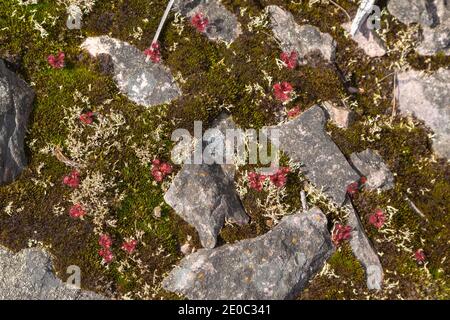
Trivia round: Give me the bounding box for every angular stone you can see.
[267,105,360,205]
[267,5,336,63]
[322,100,355,129]
[416,1,450,56]
[163,207,334,300]
[350,149,394,191]
[164,163,249,249]
[174,0,242,43]
[387,0,434,26]
[81,36,181,107]
[266,106,383,289]
[345,203,384,290]
[417,23,450,56]
[0,246,106,300]
[165,115,248,249]
[342,21,387,57]
[396,68,450,159]
[0,59,34,185]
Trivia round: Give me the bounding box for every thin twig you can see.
[404,196,428,222]
[391,72,398,122]
[329,0,351,21]
[145,0,176,63]
[301,190,308,211]
[54,146,82,168]
[151,0,176,45]
[378,72,395,83]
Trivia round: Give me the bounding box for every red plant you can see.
[346,181,359,196]
[269,167,290,188]
[99,234,112,249]
[368,209,385,229]
[248,172,267,191]
[332,224,352,246]
[47,51,65,69]
[159,162,173,175]
[151,159,173,182]
[121,240,137,254]
[144,42,161,63]
[414,249,426,264]
[347,176,368,196]
[287,106,301,118]
[99,248,114,264]
[273,82,293,102]
[63,170,80,188]
[69,204,86,219]
[280,50,298,69]
[79,111,94,125]
[191,12,209,32]
[98,234,113,263]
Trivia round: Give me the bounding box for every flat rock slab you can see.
[174,0,242,43]
[81,36,181,107]
[163,207,334,300]
[322,100,355,129]
[0,59,34,185]
[266,106,383,289]
[267,5,336,63]
[166,114,249,249]
[342,21,387,58]
[397,68,450,159]
[416,1,450,56]
[350,149,394,191]
[0,246,106,300]
[387,0,434,27]
[164,163,248,249]
[345,203,384,290]
[267,105,360,205]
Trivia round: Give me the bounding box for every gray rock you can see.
[0,60,34,185]
[350,149,395,191]
[0,246,106,300]
[267,5,336,63]
[267,105,360,205]
[266,106,383,289]
[396,68,450,159]
[416,1,450,56]
[163,207,334,300]
[322,100,355,129]
[174,0,242,43]
[164,163,249,249]
[345,203,384,290]
[387,0,434,26]
[342,21,387,57]
[81,36,181,107]
[166,114,249,249]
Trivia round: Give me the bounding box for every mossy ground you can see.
[0,0,448,299]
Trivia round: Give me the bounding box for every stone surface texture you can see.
[267,5,336,63]
[350,149,395,191]
[0,59,34,185]
[0,246,106,300]
[81,36,181,107]
[174,0,242,43]
[396,68,450,159]
[163,207,334,300]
